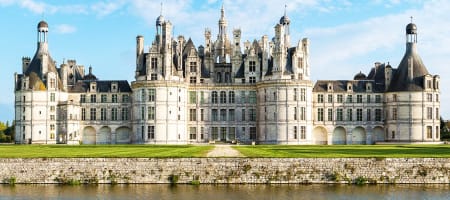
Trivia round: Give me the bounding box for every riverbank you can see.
[1,158,449,184]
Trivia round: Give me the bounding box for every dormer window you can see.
[327,83,333,92]
[111,82,118,92]
[366,83,372,92]
[347,82,353,92]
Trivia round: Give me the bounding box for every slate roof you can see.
[68,80,132,93]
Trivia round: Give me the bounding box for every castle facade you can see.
[14,7,440,144]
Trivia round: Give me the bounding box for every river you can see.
[1,184,449,199]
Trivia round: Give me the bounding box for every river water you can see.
[1,184,449,199]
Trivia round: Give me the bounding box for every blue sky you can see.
[0,0,449,123]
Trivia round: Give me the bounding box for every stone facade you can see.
[1,158,450,184]
[14,6,440,145]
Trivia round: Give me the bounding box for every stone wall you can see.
[1,158,449,184]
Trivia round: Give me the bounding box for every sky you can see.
[0,0,449,123]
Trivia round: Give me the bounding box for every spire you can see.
[218,2,228,39]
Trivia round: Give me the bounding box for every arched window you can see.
[220,91,226,103]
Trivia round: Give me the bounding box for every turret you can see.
[136,35,144,77]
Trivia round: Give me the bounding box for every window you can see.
[50,79,55,88]
[50,106,55,112]
[122,94,129,103]
[90,108,96,121]
[367,109,371,121]
[436,108,439,120]
[229,91,235,103]
[112,94,118,103]
[249,109,256,121]
[141,89,146,101]
[229,127,236,140]
[336,109,343,121]
[300,89,306,101]
[249,77,256,83]
[436,94,439,102]
[347,109,352,121]
[50,115,55,120]
[229,109,235,121]
[101,108,107,121]
[300,107,306,120]
[249,61,256,72]
[220,109,227,121]
[427,93,432,102]
[148,126,155,140]
[220,91,226,103]
[148,89,156,102]
[367,95,371,103]
[121,107,129,120]
[151,73,157,80]
[427,126,432,139]
[357,95,362,103]
[250,127,257,140]
[200,127,204,140]
[80,95,86,103]
[427,107,432,120]
[212,91,218,104]
[357,109,363,121]
[317,94,324,103]
[294,107,297,120]
[327,108,333,121]
[393,94,398,102]
[392,108,397,120]
[249,91,257,104]
[427,80,432,89]
[50,93,55,102]
[375,95,381,103]
[189,91,197,104]
[190,61,197,72]
[151,57,157,70]
[211,127,219,140]
[190,77,197,83]
[337,94,343,103]
[317,108,324,121]
[242,109,246,121]
[375,109,382,121]
[200,91,205,104]
[111,108,118,121]
[50,124,55,131]
[212,109,218,121]
[189,109,197,121]
[300,126,306,139]
[346,95,352,103]
[141,106,145,120]
[101,94,107,103]
[293,126,298,139]
[240,91,246,103]
[90,94,96,103]
[189,127,197,140]
[436,126,440,139]
[200,109,204,121]
[328,94,333,103]
[294,88,298,101]
[148,106,155,120]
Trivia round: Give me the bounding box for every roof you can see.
[68,80,132,93]
[313,80,383,93]
[38,20,48,28]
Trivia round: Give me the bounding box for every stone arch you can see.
[372,126,385,143]
[116,126,131,144]
[98,126,111,144]
[82,126,96,145]
[332,126,346,145]
[312,126,328,145]
[352,126,366,144]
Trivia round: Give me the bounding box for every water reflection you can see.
[1,184,449,200]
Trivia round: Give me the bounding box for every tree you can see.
[440,116,450,140]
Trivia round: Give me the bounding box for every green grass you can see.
[233,145,450,158]
[0,145,213,158]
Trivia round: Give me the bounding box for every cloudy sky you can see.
[0,0,449,122]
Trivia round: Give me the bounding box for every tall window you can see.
[300,107,306,120]
[300,88,306,102]
[367,109,371,121]
[190,61,197,72]
[100,108,107,121]
[328,94,333,103]
[101,94,107,103]
[121,107,129,120]
[336,109,343,121]
[50,93,55,102]
[436,108,439,120]
[367,95,371,103]
[317,94,324,103]
[249,61,256,72]
[189,127,197,140]
[148,126,155,140]
[151,57,157,70]
[211,127,219,140]
[346,95,352,103]
[300,126,306,139]
[229,91,235,103]
[375,109,382,121]
[200,91,205,104]
[141,89,146,101]
[148,89,156,102]
[50,79,55,88]
[294,107,297,120]
[81,108,86,120]
[293,126,298,139]
[111,108,118,121]
[212,109,218,121]
[337,94,343,103]
[347,109,352,121]
[122,94,129,103]
[141,107,145,120]
[229,127,236,140]
[112,94,118,103]
[249,91,257,104]
[220,91,226,103]
[212,91,218,104]
[357,109,363,121]
[328,108,333,121]
[80,95,86,103]
[240,91,246,103]
[220,109,227,121]
[229,109,235,121]
[90,108,96,121]
[189,91,197,104]
[392,108,397,120]
[427,107,432,120]
[148,106,155,120]
[90,94,96,103]
[375,95,381,103]
[242,109,246,121]
[427,93,432,102]
[427,126,432,139]
[200,109,204,121]
[189,109,197,121]
[357,95,362,103]
[249,109,256,121]
[294,88,298,101]
[317,108,324,121]
[250,127,257,140]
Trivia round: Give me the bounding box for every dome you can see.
[406,23,417,34]
[37,20,48,29]
[353,71,367,80]
[279,15,290,25]
[156,15,165,26]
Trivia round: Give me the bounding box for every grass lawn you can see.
[233,145,450,158]
[0,145,214,158]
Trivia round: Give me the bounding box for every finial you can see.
[160,2,163,16]
[221,1,225,18]
[410,16,413,23]
[89,65,92,74]
[284,4,287,16]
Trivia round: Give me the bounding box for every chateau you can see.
[14,6,440,145]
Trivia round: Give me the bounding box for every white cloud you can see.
[91,0,126,17]
[54,24,77,34]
